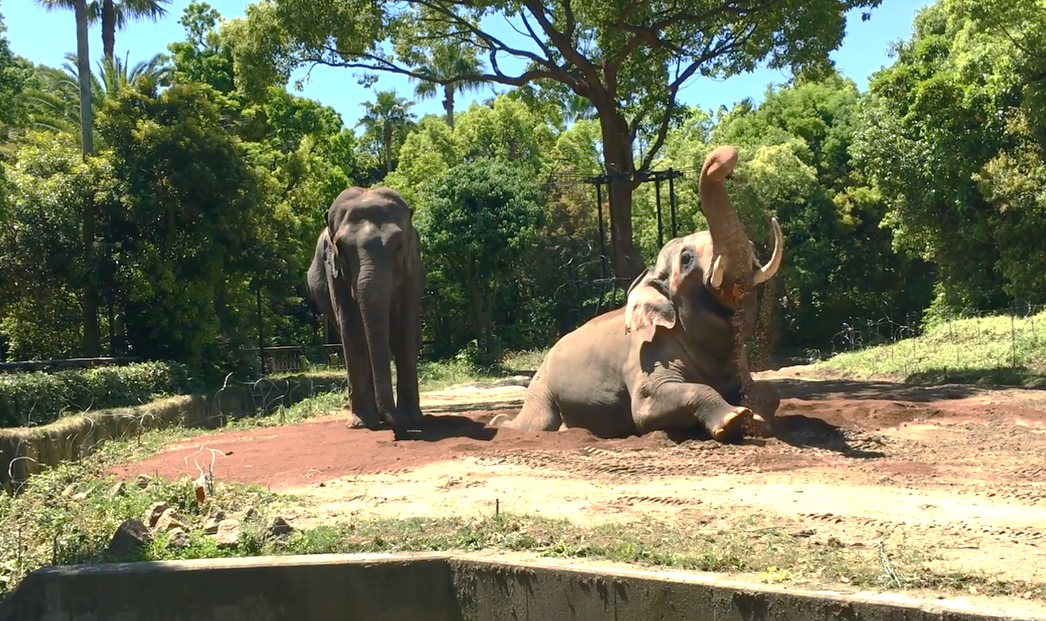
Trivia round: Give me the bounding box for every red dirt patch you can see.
[110,411,667,491]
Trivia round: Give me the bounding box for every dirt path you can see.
[113,370,1046,617]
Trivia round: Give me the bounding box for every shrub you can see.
[0,362,192,428]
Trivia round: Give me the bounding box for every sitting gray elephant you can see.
[491,145,783,440]
[307,187,424,430]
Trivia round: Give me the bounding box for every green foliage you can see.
[0,133,119,359]
[859,0,1046,314]
[0,11,31,135]
[0,361,191,428]
[416,161,546,357]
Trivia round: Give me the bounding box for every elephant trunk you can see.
[699,146,756,292]
[356,262,399,425]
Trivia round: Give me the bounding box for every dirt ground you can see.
[113,370,1046,618]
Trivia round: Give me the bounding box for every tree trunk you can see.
[383,122,393,174]
[444,85,454,128]
[101,0,116,60]
[74,0,93,156]
[597,112,644,281]
[75,0,100,357]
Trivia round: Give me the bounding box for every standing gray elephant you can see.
[307,187,424,430]
[491,146,783,440]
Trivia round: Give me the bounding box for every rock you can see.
[61,484,75,497]
[135,474,151,489]
[203,510,226,535]
[166,528,190,549]
[144,502,170,528]
[107,482,126,499]
[215,518,241,548]
[108,519,153,558]
[154,508,185,532]
[244,506,257,519]
[71,491,88,502]
[269,516,293,536]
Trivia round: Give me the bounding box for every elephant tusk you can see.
[752,217,783,285]
[710,255,724,290]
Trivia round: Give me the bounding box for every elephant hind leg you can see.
[490,367,562,432]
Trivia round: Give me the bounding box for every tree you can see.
[356,89,416,175]
[33,0,99,356]
[27,52,172,135]
[229,0,881,280]
[857,0,1046,314]
[0,11,31,138]
[411,43,487,128]
[0,133,118,359]
[416,161,545,355]
[92,0,170,61]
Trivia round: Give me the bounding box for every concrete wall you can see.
[1,553,1036,621]
[0,375,345,492]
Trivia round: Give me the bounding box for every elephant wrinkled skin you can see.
[307,187,424,430]
[491,146,784,441]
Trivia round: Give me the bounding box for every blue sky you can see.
[4,0,929,128]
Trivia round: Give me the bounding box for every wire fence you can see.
[804,303,1046,381]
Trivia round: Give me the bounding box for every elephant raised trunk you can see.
[698,146,782,302]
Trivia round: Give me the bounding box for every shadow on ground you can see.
[768,378,989,402]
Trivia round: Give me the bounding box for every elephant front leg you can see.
[632,381,767,441]
[390,309,423,422]
[337,300,382,430]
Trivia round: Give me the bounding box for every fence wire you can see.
[813,303,1046,380]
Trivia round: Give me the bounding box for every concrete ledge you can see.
[2,553,1039,621]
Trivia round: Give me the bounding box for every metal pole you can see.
[655,177,664,247]
[106,242,114,357]
[607,178,617,279]
[257,285,264,371]
[596,180,607,280]
[668,171,678,238]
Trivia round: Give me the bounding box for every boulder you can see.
[108,519,152,558]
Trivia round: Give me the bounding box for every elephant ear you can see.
[624,270,677,343]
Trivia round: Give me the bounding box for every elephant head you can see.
[325,187,420,426]
[625,145,783,343]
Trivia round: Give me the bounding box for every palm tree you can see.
[410,45,488,128]
[565,94,597,124]
[90,0,170,60]
[34,0,100,357]
[357,90,417,175]
[35,0,93,156]
[28,52,172,135]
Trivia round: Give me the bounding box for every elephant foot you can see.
[346,411,387,431]
[710,406,766,442]
[488,413,514,428]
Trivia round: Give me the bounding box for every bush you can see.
[0,362,193,428]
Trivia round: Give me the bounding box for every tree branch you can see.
[308,50,558,88]
[522,0,601,84]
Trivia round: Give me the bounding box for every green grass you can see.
[4,460,1043,605]
[275,349,548,393]
[814,310,1046,386]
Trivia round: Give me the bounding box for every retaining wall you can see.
[0,374,345,492]
[0,553,1037,621]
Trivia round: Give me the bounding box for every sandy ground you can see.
[112,369,1046,618]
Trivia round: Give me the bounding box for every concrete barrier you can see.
[0,374,346,492]
[1,553,1038,621]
